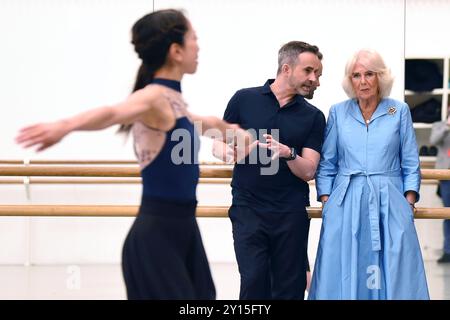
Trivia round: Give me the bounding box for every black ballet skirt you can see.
[122,197,216,300]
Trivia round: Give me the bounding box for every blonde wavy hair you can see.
[342,49,394,99]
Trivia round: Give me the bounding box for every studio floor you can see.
[0,260,449,300]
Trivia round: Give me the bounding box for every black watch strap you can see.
[286,147,297,161]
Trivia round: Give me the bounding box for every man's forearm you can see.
[287,156,317,181]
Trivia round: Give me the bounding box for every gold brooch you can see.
[388,107,396,115]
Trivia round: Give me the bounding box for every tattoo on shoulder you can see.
[163,92,188,118]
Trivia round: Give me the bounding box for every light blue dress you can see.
[309,98,429,300]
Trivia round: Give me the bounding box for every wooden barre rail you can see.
[0,178,441,186]
[0,178,231,185]
[0,166,450,180]
[0,160,226,165]
[0,205,449,219]
[0,205,222,218]
[0,165,232,178]
[0,159,437,168]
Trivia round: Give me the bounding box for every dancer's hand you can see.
[16,121,69,152]
[233,128,257,163]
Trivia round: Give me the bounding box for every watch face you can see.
[289,147,296,160]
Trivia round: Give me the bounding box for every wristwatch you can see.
[285,147,297,161]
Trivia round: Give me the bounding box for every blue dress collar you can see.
[152,78,182,93]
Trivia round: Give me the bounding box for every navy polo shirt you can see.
[224,79,326,214]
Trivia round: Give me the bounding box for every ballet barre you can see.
[0,204,449,219]
[0,160,226,165]
[1,165,450,218]
[0,177,230,185]
[0,165,232,178]
[0,177,441,186]
[0,165,449,180]
[0,158,439,169]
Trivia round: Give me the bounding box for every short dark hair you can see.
[277,41,322,75]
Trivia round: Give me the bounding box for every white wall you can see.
[0,0,406,265]
[405,0,450,58]
[404,0,450,259]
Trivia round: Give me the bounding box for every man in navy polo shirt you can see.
[214,41,325,299]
